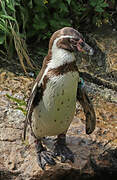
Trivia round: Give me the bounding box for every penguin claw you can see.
[37,150,56,170]
[35,139,56,170]
[54,144,74,163]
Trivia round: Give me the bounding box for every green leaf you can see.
[6,0,9,4]
[6,94,26,106]
[43,0,48,4]
[101,2,109,8]
[59,3,68,13]
[66,0,71,5]
[1,1,7,14]
[0,18,6,24]
[60,19,71,26]
[6,0,16,12]
[89,0,97,7]
[0,24,9,33]
[0,35,5,44]
[50,0,57,4]
[7,4,15,12]
[28,0,33,8]
[16,107,27,115]
[1,15,16,22]
[95,7,104,12]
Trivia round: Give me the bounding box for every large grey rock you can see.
[0,85,117,179]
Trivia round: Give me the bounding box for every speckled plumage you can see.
[32,70,79,137]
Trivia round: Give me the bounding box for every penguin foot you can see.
[35,139,56,170]
[54,134,74,163]
[37,150,56,170]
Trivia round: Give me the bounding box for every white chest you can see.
[32,71,79,137]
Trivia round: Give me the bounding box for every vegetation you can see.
[6,94,27,115]
[0,0,116,72]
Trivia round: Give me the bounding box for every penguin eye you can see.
[70,38,78,44]
[80,42,85,47]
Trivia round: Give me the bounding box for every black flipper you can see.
[77,80,96,134]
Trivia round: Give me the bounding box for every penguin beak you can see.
[77,39,94,55]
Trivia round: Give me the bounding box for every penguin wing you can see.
[23,80,38,140]
[23,54,51,140]
[23,70,44,140]
[76,82,96,134]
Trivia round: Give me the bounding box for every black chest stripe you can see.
[33,85,43,108]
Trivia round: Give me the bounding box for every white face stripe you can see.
[37,35,76,88]
[53,35,74,47]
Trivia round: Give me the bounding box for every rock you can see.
[0,83,117,179]
[76,25,117,92]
